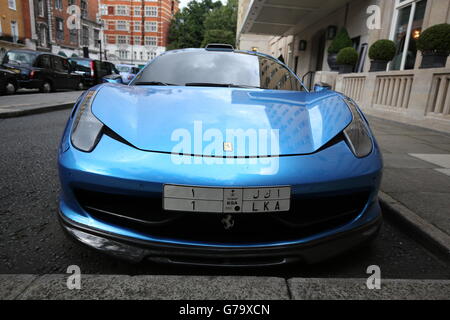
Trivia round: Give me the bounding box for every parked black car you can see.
[69,58,120,88]
[1,49,84,93]
[0,67,19,95]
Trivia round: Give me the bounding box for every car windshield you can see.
[117,65,132,72]
[3,51,36,66]
[131,51,304,91]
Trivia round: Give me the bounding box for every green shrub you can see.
[328,28,353,54]
[417,23,450,53]
[369,40,396,61]
[336,47,359,65]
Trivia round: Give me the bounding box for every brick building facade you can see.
[100,0,179,66]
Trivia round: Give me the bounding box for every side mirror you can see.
[314,82,332,92]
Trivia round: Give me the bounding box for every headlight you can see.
[343,98,373,158]
[71,90,103,152]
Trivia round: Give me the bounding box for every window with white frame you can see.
[10,21,18,42]
[55,0,62,10]
[38,0,44,17]
[117,50,128,59]
[134,6,141,16]
[116,20,128,31]
[116,5,128,16]
[134,21,141,32]
[117,35,129,44]
[8,0,16,10]
[145,21,157,32]
[145,36,157,46]
[145,6,158,17]
[390,0,428,70]
[134,36,141,45]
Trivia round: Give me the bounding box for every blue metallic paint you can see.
[58,49,383,261]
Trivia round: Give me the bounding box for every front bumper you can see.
[59,201,382,266]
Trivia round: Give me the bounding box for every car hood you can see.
[91,84,352,157]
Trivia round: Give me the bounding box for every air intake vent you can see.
[205,43,234,51]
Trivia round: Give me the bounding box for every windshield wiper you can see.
[134,81,175,86]
[185,82,261,89]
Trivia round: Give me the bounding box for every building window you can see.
[56,18,64,40]
[140,52,143,60]
[390,0,428,70]
[145,21,157,32]
[39,25,47,47]
[134,21,141,32]
[134,6,141,16]
[134,36,141,45]
[55,0,62,10]
[116,5,128,16]
[118,50,128,59]
[117,35,129,44]
[81,26,89,46]
[144,36,157,46]
[145,6,158,17]
[38,0,45,17]
[94,29,100,47]
[116,21,128,31]
[80,0,87,19]
[10,21,18,42]
[70,29,77,44]
[8,0,16,10]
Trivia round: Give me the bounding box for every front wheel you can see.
[5,81,17,95]
[75,81,84,91]
[40,81,52,93]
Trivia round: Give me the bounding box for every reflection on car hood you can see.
[91,84,352,157]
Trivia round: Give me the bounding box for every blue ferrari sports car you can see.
[58,45,383,266]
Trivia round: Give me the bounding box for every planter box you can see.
[420,52,449,69]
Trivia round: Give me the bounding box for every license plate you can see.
[163,185,291,213]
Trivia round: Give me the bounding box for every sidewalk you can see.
[1,275,448,300]
[368,116,450,257]
[0,91,81,118]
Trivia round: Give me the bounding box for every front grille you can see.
[74,188,370,245]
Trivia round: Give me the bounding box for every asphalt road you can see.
[0,109,449,279]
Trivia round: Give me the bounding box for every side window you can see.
[260,58,301,91]
[38,55,51,69]
[61,59,70,72]
[53,56,64,72]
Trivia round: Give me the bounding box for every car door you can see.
[51,56,69,89]
[61,58,77,88]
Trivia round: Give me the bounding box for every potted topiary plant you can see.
[417,23,450,68]
[336,47,359,74]
[327,28,353,71]
[368,40,396,72]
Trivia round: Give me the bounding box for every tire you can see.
[5,80,17,95]
[75,81,84,91]
[40,81,52,93]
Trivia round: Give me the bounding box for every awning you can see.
[240,0,350,36]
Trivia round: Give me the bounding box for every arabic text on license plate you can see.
[163,185,291,213]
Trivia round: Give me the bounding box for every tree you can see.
[201,0,238,47]
[167,0,223,50]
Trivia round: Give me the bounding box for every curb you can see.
[379,191,450,262]
[1,275,449,300]
[0,103,74,119]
